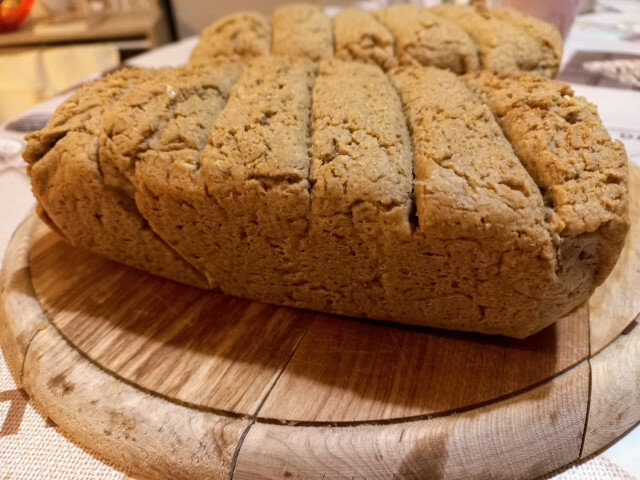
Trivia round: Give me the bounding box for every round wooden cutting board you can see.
[1,167,639,480]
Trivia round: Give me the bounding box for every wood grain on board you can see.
[1,216,249,480]
[235,363,590,480]
[0,214,49,383]
[582,320,640,458]
[29,220,312,416]
[258,309,588,423]
[23,325,250,480]
[589,166,640,354]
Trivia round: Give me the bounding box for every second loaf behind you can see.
[189,3,563,77]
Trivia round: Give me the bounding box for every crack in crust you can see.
[465,71,630,290]
[100,61,241,191]
[374,4,479,74]
[430,4,561,78]
[333,9,398,71]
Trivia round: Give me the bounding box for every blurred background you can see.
[0,0,638,123]
[0,0,172,122]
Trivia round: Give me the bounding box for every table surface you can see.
[1,1,640,479]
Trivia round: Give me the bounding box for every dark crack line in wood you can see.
[621,317,638,335]
[228,420,254,480]
[21,327,42,381]
[228,317,312,480]
[577,416,640,467]
[534,411,640,480]
[579,306,593,459]
[254,354,592,427]
[13,221,43,384]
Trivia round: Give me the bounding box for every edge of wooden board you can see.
[233,363,589,480]
[231,319,640,480]
[0,214,46,383]
[582,319,640,458]
[589,165,640,354]
[0,211,249,480]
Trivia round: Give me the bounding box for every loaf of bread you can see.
[24,50,629,337]
[190,3,563,77]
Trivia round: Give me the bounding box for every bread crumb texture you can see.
[24,8,627,337]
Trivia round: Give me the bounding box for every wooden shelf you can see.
[0,8,162,50]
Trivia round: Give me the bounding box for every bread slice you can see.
[489,7,563,76]
[333,9,398,71]
[431,4,562,77]
[25,59,629,337]
[99,61,243,288]
[271,4,333,61]
[388,66,558,336]
[304,59,414,318]
[116,56,314,296]
[24,68,209,288]
[374,4,479,74]
[189,12,271,64]
[466,72,630,304]
[188,4,562,78]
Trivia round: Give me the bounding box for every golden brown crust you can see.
[188,3,563,79]
[303,60,413,319]
[25,69,209,288]
[99,61,243,288]
[130,56,315,295]
[389,66,557,336]
[490,7,563,76]
[374,4,479,74]
[188,12,270,63]
[24,58,629,338]
[100,61,241,190]
[271,4,333,61]
[333,9,398,71]
[430,4,562,77]
[465,71,630,289]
